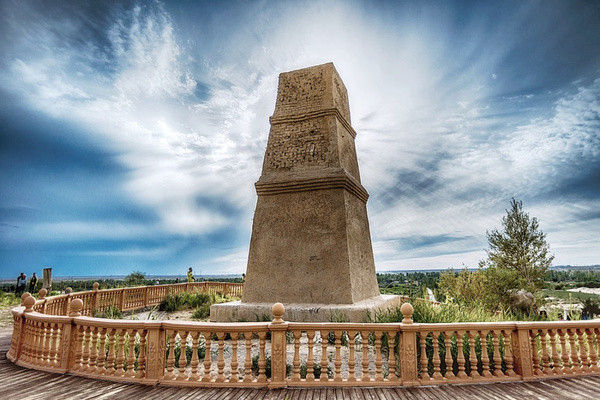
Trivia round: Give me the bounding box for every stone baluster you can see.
[37,322,46,366]
[26,320,36,364]
[164,331,176,380]
[292,331,301,381]
[491,330,503,377]
[539,330,551,375]
[321,330,329,381]
[530,330,541,375]
[306,331,315,382]
[29,321,39,365]
[36,322,45,366]
[558,329,571,374]
[41,322,51,366]
[576,329,590,373]
[334,330,343,382]
[419,332,428,380]
[502,330,516,377]
[97,328,108,374]
[587,328,599,372]
[431,332,443,380]
[21,320,31,363]
[26,320,35,364]
[567,329,580,373]
[375,331,384,381]
[88,327,99,374]
[387,331,397,382]
[81,326,91,372]
[72,325,85,372]
[548,329,561,374]
[444,330,456,380]
[202,331,212,382]
[479,330,492,378]
[177,331,189,380]
[467,330,478,378]
[49,323,60,367]
[361,331,369,381]
[216,332,226,383]
[230,332,239,382]
[136,330,147,379]
[257,331,267,383]
[115,329,126,376]
[347,331,357,382]
[25,320,35,365]
[189,331,200,381]
[456,331,468,379]
[241,333,251,383]
[125,329,137,378]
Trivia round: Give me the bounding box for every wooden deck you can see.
[1,328,599,399]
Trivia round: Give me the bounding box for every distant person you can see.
[242,273,246,283]
[28,272,38,293]
[155,279,160,285]
[187,267,194,282]
[16,272,27,295]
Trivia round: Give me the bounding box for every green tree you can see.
[124,271,146,287]
[479,198,554,292]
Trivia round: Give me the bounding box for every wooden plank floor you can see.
[2,328,600,399]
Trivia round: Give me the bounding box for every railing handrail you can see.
[27,281,243,317]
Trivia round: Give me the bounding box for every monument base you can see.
[210,294,403,322]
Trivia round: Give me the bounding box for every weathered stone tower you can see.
[211,63,400,321]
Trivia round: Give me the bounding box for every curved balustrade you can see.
[7,293,600,389]
[29,281,244,316]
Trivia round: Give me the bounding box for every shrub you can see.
[192,303,211,320]
[92,305,123,319]
[159,292,216,312]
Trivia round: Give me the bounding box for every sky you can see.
[0,0,599,278]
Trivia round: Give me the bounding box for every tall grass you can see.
[369,299,522,324]
[0,292,21,308]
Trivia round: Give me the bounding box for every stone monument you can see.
[211,63,401,322]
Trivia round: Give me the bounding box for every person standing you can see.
[187,267,194,282]
[28,272,38,293]
[16,272,27,295]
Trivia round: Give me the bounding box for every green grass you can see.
[542,289,600,302]
[0,292,21,307]
[369,299,524,324]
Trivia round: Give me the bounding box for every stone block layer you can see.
[211,295,403,323]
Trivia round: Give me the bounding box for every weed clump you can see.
[92,305,123,319]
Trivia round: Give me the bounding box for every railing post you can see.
[268,303,288,389]
[224,283,229,297]
[399,302,420,386]
[512,322,534,380]
[59,298,83,371]
[38,289,48,314]
[120,288,126,311]
[143,286,149,307]
[65,293,72,315]
[92,282,99,312]
[14,295,36,362]
[144,321,165,383]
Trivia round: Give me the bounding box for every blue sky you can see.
[0,0,599,278]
